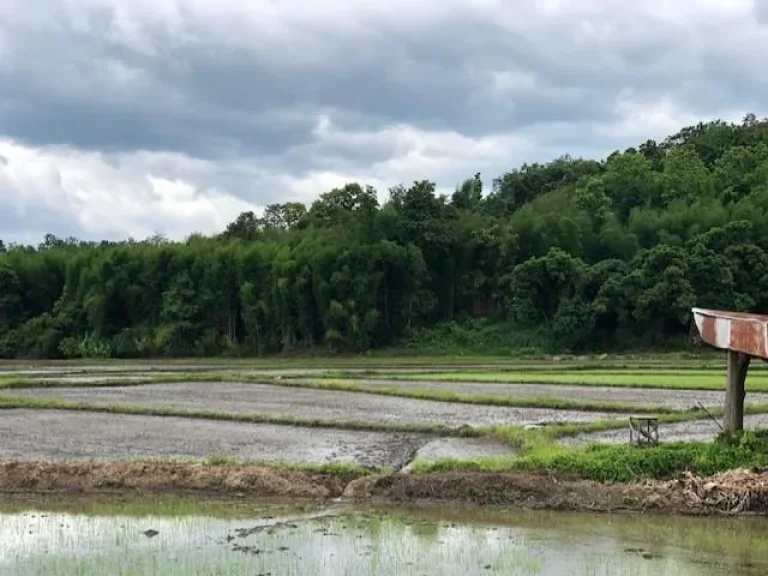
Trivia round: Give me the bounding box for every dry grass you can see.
[0,460,358,497]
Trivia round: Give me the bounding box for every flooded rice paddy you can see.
[9,382,628,428]
[2,497,767,576]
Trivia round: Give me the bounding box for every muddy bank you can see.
[11,382,628,427]
[2,460,766,516]
[347,469,768,515]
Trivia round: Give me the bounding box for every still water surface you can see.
[1,497,766,575]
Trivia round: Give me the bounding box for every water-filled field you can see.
[3,497,767,576]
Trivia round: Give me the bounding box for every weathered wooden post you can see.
[724,350,750,433]
[692,307,768,433]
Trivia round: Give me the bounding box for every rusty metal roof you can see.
[692,307,768,359]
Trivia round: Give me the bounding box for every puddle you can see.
[403,437,516,472]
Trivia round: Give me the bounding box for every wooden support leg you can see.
[724,351,750,433]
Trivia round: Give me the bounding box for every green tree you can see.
[602,152,661,221]
[661,147,713,203]
[0,263,22,328]
[155,271,202,356]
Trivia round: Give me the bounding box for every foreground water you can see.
[1,496,767,575]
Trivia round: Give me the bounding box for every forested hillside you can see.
[4,115,768,358]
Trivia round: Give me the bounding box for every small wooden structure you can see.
[629,416,659,446]
[691,307,768,433]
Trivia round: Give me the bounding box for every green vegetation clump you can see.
[395,319,554,356]
[3,117,768,359]
[415,430,768,483]
[519,431,768,482]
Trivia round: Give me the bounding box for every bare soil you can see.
[0,409,516,469]
[10,382,628,428]
[0,409,425,469]
[350,378,768,410]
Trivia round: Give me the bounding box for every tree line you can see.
[3,115,768,358]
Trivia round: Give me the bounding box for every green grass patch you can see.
[0,493,305,519]
[0,375,31,388]
[412,428,768,482]
[204,454,239,466]
[0,372,267,390]
[0,348,730,370]
[417,430,768,482]
[518,431,768,482]
[413,407,768,481]
[10,369,748,393]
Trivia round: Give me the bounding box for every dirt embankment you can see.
[0,461,354,499]
[1,460,767,516]
[345,469,768,515]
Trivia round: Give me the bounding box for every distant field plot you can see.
[341,378,768,410]
[374,370,768,391]
[8,382,629,429]
[3,359,768,478]
[0,409,423,468]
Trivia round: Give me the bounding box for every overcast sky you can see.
[1,0,767,243]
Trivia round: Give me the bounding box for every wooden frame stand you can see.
[629,416,659,446]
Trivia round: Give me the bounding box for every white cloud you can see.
[294,115,536,194]
[0,140,258,241]
[0,117,542,242]
[489,69,538,100]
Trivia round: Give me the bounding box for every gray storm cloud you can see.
[0,0,766,241]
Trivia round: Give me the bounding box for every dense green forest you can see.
[3,115,768,358]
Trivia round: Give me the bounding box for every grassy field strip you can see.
[0,388,744,439]
[347,371,768,391]
[1,357,749,377]
[0,373,248,390]
[407,433,768,481]
[268,378,676,414]
[6,370,752,391]
[3,388,766,446]
[0,373,712,414]
[10,372,768,415]
[0,353,727,368]
[318,365,768,377]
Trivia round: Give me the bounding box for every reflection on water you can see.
[1,497,767,575]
